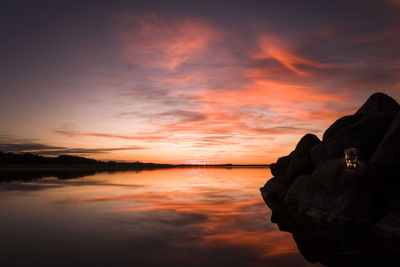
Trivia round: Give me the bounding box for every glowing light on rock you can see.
[344,148,359,169]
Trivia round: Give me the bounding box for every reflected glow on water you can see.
[0,168,320,266]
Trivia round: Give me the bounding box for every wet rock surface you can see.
[265,200,400,267]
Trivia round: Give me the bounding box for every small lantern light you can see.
[344,148,359,169]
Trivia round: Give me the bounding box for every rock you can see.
[285,159,345,211]
[371,111,400,166]
[373,213,400,238]
[270,152,293,176]
[310,141,342,167]
[260,176,289,203]
[282,174,310,208]
[284,134,320,184]
[261,92,400,228]
[269,163,278,176]
[355,92,400,115]
[311,112,397,167]
[323,114,366,141]
[385,187,400,213]
[286,159,384,225]
[264,201,400,267]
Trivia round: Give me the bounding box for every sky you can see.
[1,0,400,164]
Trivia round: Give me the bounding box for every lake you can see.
[0,168,321,266]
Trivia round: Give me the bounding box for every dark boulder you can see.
[370,112,400,213]
[322,114,366,141]
[283,134,320,184]
[270,152,293,176]
[322,93,399,142]
[261,92,400,228]
[373,213,400,238]
[310,141,342,168]
[260,176,289,203]
[285,159,383,225]
[355,92,400,115]
[285,158,345,211]
[371,111,400,166]
[311,111,397,167]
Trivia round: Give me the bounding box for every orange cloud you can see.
[56,129,169,141]
[254,34,322,76]
[196,77,345,129]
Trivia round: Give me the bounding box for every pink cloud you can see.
[254,34,322,76]
[56,129,170,142]
[114,13,220,69]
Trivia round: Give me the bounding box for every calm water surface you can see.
[0,168,321,266]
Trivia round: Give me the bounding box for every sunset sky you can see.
[1,0,400,164]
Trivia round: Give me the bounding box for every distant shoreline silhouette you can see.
[0,151,269,182]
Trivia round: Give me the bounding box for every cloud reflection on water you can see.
[59,168,314,266]
[0,168,320,266]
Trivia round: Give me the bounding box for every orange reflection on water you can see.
[57,168,306,264]
[0,168,318,266]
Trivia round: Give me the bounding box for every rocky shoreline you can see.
[261,92,400,237]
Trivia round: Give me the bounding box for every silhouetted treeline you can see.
[0,152,100,164]
[0,151,176,168]
[0,152,271,173]
[0,152,269,182]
